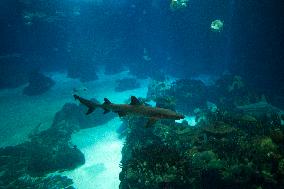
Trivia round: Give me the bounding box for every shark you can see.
[236,96,284,117]
[236,96,284,125]
[73,95,185,127]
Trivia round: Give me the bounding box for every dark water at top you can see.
[1,0,283,85]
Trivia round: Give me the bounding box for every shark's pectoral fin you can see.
[103,109,110,114]
[145,117,158,128]
[86,108,95,115]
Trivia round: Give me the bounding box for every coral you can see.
[155,96,176,110]
[222,164,255,185]
[278,159,284,175]
[257,137,278,154]
[202,121,236,137]
[270,129,284,144]
[119,74,284,189]
[191,150,223,171]
[125,168,139,181]
[169,79,208,113]
[119,108,284,189]
[170,0,189,11]
[146,80,172,101]
[7,175,74,189]
[210,74,260,107]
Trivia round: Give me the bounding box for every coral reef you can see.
[208,74,261,108]
[155,96,177,110]
[147,80,172,101]
[4,175,74,189]
[119,76,284,189]
[23,71,55,96]
[147,79,208,113]
[169,79,208,113]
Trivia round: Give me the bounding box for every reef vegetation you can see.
[119,75,284,189]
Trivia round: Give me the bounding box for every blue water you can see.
[0,0,283,188]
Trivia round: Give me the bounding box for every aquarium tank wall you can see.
[0,0,284,189]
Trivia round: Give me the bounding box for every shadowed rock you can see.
[23,71,55,96]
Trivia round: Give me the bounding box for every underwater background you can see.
[0,0,284,188]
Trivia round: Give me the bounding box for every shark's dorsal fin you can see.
[130,96,141,105]
[104,98,112,105]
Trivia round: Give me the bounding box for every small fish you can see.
[72,87,88,93]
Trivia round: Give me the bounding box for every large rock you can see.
[0,100,117,186]
[27,141,85,176]
[53,101,116,129]
[23,71,55,96]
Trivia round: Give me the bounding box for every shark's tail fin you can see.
[73,94,98,115]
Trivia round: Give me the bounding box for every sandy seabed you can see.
[0,70,149,189]
[61,118,124,189]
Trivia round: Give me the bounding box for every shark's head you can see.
[164,110,185,120]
